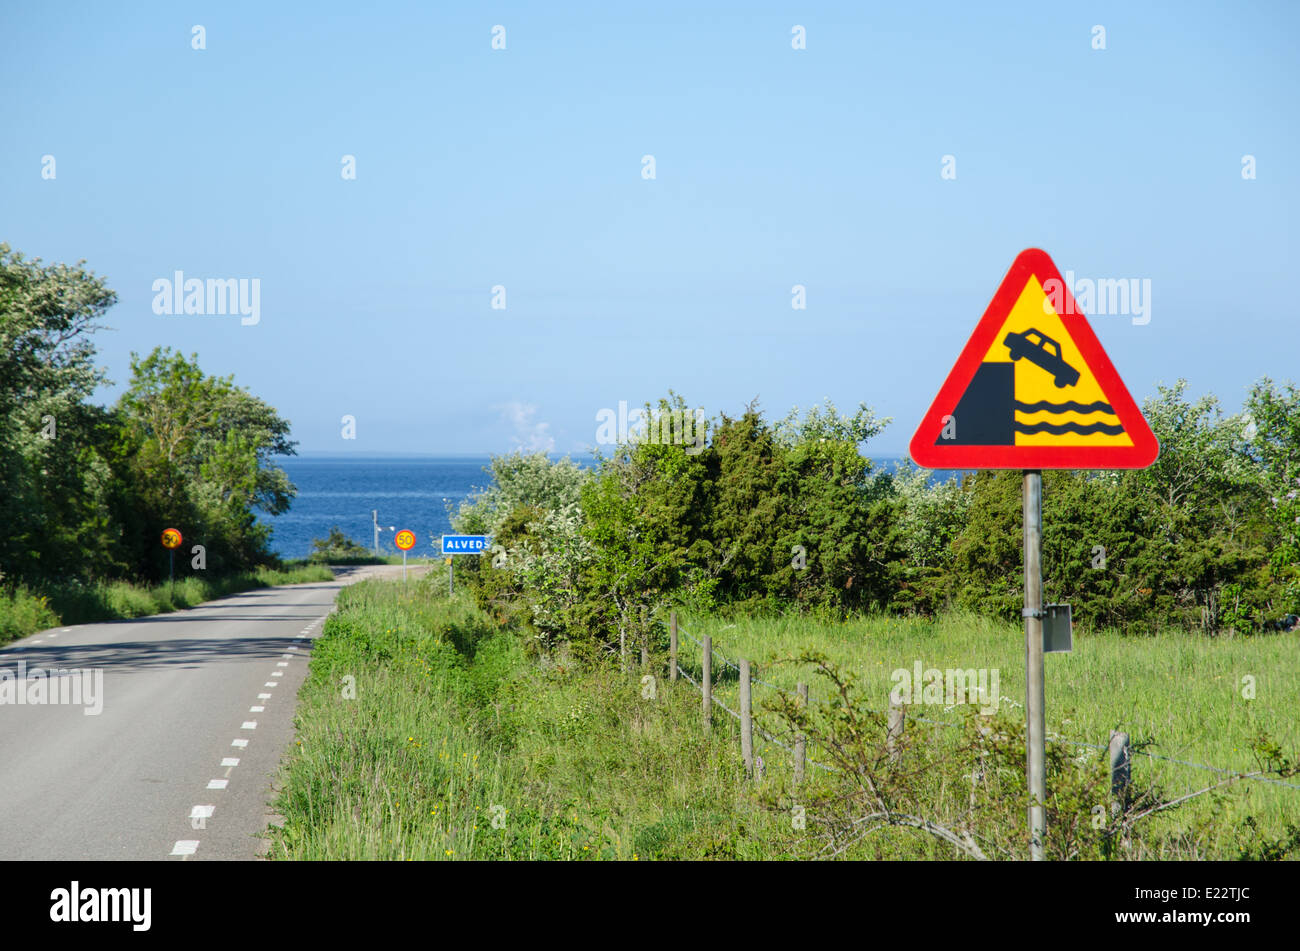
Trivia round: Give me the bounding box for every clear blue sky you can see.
[3,1,1296,456]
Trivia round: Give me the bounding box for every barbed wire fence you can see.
[659,611,1300,797]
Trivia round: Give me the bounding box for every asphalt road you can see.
[0,566,416,861]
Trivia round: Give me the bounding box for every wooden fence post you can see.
[887,695,905,764]
[1109,730,1131,808]
[669,611,678,682]
[794,681,808,785]
[740,658,754,779]
[1109,729,1132,850]
[702,635,712,733]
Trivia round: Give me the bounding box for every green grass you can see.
[0,563,335,645]
[681,611,1300,857]
[270,578,785,860]
[270,581,1300,860]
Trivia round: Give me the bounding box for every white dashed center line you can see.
[168,604,321,858]
[165,605,325,867]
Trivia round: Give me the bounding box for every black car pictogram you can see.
[1003,328,1081,388]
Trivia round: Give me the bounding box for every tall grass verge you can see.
[0,564,335,645]
[270,581,1300,860]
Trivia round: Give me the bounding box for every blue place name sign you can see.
[441,534,490,555]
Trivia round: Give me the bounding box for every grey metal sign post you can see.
[1023,471,1046,861]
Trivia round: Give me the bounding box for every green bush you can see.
[0,586,60,642]
[458,382,1300,643]
[308,526,375,563]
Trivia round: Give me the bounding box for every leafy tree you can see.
[1244,378,1300,607]
[114,347,297,575]
[0,243,302,599]
[950,471,1024,620]
[949,381,1279,633]
[451,451,588,537]
[1124,381,1274,631]
[0,243,119,581]
[463,396,901,653]
[890,462,970,614]
[451,452,593,644]
[770,403,897,613]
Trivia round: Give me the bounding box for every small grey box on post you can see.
[1043,603,1073,653]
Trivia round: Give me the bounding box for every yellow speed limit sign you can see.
[394,529,416,551]
[161,528,183,549]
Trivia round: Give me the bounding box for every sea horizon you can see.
[259,453,967,559]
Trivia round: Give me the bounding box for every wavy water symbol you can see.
[1013,399,1123,437]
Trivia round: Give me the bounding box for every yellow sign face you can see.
[978,276,1132,448]
[394,529,416,551]
[161,528,183,549]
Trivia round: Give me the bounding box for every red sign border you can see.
[908,248,1159,470]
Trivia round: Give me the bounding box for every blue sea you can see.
[261,456,498,560]
[259,454,965,559]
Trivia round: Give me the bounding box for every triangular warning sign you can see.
[909,249,1158,470]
